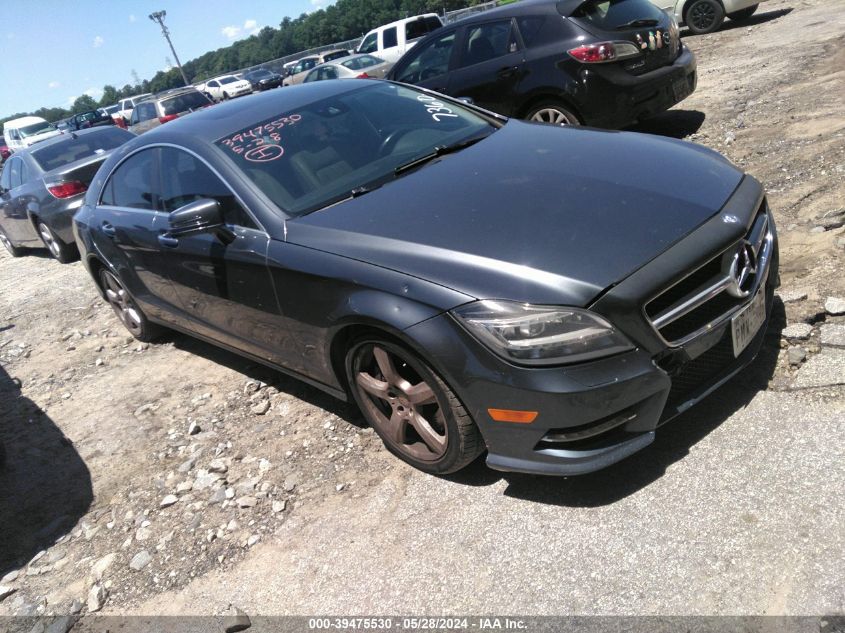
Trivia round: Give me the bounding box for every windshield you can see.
[103,105,119,115]
[19,121,57,137]
[31,128,134,171]
[220,76,238,84]
[162,91,212,115]
[215,82,498,217]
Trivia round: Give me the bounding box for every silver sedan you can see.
[302,54,392,82]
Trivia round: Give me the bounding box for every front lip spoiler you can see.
[486,432,655,476]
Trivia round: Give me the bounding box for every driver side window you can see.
[358,32,378,54]
[395,31,456,84]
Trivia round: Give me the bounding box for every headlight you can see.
[451,300,634,366]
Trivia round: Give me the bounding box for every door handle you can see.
[101,222,116,238]
[497,66,518,79]
[158,234,179,248]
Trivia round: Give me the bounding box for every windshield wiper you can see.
[615,18,659,29]
[394,135,487,176]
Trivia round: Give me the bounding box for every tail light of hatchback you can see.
[158,114,179,124]
[568,41,640,63]
[47,181,88,199]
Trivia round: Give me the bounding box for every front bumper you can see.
[405,178,777,476]
[579,44,697,128]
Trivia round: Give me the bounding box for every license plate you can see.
[672,77,691,101]
[731,289,766,357]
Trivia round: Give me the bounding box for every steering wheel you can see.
[419,68,441,81]
[377,128,415,158]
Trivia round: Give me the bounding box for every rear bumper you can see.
[579,45,697,128]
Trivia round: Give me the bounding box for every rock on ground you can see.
[825,297,845,316]
[129,550,152,571]
[781,323,813,340]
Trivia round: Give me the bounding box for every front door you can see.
[391,29,458,95]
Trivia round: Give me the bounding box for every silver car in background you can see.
[302,54,392,82]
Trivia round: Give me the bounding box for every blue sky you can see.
[0,1,334,118]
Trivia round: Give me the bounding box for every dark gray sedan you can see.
[0,127,134,262]
[72,81,777,476]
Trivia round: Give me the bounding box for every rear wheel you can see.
[0,226,24,257]
[222,91,230,101]
[727,4,758,20]
[37,220,77,263]
[685,0,726,34]
[346,338,484,474]
[99,269,161,341]
[525,101,580,126]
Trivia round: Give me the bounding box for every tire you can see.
[0,226,24,257]
[684,0,726,34]
[36,220,77,263]
[346,338,484,474]
[99,269,161,342]
[727,4,758,20]
[525,101,581,126]
[222,91,230,101]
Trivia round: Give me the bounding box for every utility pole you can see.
[148,11,190,86]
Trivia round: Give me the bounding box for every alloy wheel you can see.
[353,344,448,462]
[101,270,144,337]
[529,108,576,126]
[689,2,718,31]
[38,222,61,259]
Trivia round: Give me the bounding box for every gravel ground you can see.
[0,0,843,621]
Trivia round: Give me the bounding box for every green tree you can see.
[70,95,98,114]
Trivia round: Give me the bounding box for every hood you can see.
[288,121,744,307]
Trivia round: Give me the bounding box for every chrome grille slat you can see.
[645,204,773,346]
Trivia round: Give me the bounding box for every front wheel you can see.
[0,226,24,257]
[727,4,758,20]
[525,101,581,126]
[222,91,230,101]
[37,220,77,263]
[346,338,484,474]
[99,269,161,342]
[685,0,726,34]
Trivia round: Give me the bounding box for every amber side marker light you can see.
[487,408,538,424]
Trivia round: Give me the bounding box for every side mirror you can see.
[168,198,224,238]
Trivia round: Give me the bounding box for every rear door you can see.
[92,148,181,318]
[0,157,38,244]
[446,18,525,116]
[129,102,160,135]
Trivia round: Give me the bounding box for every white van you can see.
[2,116,62,152]
[356,14,443,65]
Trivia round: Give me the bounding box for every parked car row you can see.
[1,0,778,479]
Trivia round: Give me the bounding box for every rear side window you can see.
[322,50,349,62]
[0,162,10,190]
[406,16,442,41]
[394,31,456,83]
[31,128,134,171]
[162,91,212,116]
[569,0,664,29]
[461,20,518,67]
[516,17,546,46]
[358,32,378,54]
[8,158,23,188]
[382,26,398,48]
[159,148,256,228]
[101,149,156,210]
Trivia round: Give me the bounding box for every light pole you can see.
[148,10,190,86]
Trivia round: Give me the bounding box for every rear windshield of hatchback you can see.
[31,128,134,172]
[162,91,212,116]
[568,0,664,29]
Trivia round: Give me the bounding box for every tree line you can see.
[1,0,486,127]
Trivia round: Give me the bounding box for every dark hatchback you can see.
[387,0,697,128]
[245,68,284,91]
[73,81,777,476]
[0,127,135,262]
[67,110,115,131]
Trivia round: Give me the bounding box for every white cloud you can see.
[93,35,104,48]
[221,19,260,40]
[84,87,104,100]
[129,14,136,22]
[48,81,61,89]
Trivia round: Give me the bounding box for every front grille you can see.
[645,201,772,345]
[663,330,736,410]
